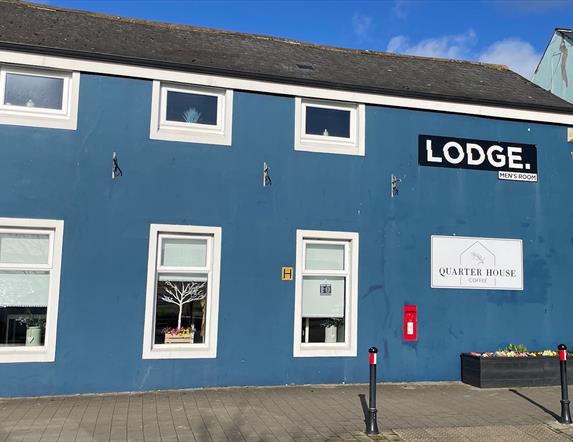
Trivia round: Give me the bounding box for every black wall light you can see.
[391,174,401,198]
[263,162,272,187]
[112,152,123,179]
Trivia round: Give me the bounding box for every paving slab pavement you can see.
[0,382,572,441]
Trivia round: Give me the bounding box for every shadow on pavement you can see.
[358,393,368,428]
[509,388,560,421]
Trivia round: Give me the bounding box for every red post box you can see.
[403,305,417,341]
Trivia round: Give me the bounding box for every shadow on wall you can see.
[488,254,551,307]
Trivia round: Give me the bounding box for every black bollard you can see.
[558,344,572,424]
[366,347,380,435]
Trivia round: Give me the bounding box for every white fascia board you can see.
[1,49,573,125]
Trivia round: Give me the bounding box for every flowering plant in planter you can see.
[162,327,193,337]
[466,344,566,358]
[162,326,194,344]
[461,344,570,388]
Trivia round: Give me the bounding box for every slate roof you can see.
[1,0,572,114]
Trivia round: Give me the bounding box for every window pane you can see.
[305,106,350,138]
[165,91,218,125]
[4,73,64,110]
[161,238,207,268]
[0,233,50,265]
[305,243,344,271]
[0,271,50,307]
[302,317,345,343]
[301,276,345,318]
[154,273,208,345]
[0,306,46,346]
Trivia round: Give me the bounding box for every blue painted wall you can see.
[0,72,571,396]
[533,30,573,103]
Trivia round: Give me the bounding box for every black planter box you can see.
[460,353,560,388]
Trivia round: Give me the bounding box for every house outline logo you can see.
[459,241,496,287]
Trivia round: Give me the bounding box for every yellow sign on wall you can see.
[282,267,293,281]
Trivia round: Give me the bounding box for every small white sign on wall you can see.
[431,235,523,290]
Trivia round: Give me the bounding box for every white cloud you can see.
[352,13,373,39]
[386,30,541,79]
[479,38,541,79]
[386,35,408,53]
[386,30,478,59]
[392,0,410,19]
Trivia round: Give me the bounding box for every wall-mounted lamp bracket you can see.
[112,152,123,179]
[263,162,272,187]
[391,174,401,198]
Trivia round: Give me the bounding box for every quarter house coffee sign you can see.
[431,236,523,290]
[419,135,538,182]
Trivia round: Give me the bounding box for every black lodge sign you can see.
[418,135,538,182]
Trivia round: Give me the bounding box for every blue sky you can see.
[31,0,573,78]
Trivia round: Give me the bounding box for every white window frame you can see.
[150,81,233,145]
[0,65,80,130]
[0,217,64,363]
[142,223,222,359]
[295,97,365,156]
[293,229,359,357]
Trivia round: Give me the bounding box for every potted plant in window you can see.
[320,318,344,343]
[182,108,202,123]
[162,325,195,344]
[17,313,45,347]
[160,281,205,344]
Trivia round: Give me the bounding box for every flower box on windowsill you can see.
[164,333,194,344]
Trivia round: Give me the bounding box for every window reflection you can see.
[154,278,208,345]
[305,107,350,138]
[4,73,64,110]
[166,91,218,125]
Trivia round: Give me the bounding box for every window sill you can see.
[294,138,365,156]
[0,346,55,363]
[0,108,77,130]
[142,343,216,359]
[150,125,232,145]
[293,343,356,358]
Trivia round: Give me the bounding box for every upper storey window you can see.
[4,73,64,110]
[150,81,233,145]
[165,89,218,126]
[0,66,79,130]
[295,97,365,156]
[305,106,351,138]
